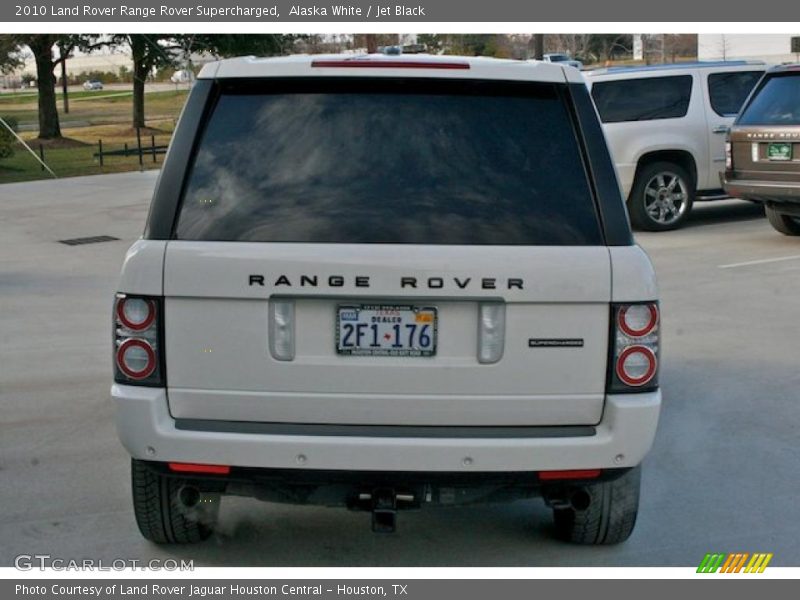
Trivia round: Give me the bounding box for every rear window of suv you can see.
[591,75,693,123]
[174,79,603,246]
[737,73,800,126]
[707,71,764,117]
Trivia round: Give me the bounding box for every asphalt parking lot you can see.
[1,171,799,567]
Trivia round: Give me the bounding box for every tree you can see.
[0,116,18,160]
[586,34,633,63]
[22,35,69,138]
[0,35,24,74]
[664,34,697,63]
[192,34,299,58]
[531,34,544,60]
[544,34,593,62]
[448,35,501,57]
[417,34,445,54]
[108,35,182,130]
[8,35,101,140]
[113,34,299,130]
[718,34,731,61]
[351,34,399,53]
[57,40,72,114]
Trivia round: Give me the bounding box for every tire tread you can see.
[131,459,216,544]
[765,206,800,236]
[553,466,640,545]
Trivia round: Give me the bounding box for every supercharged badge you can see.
[529,338,585,348]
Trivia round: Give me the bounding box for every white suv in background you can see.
[586,61,767,230]
[113,54,661,546]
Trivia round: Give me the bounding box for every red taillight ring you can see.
[116,338,156,380]
[616,345,657,387]
[116,297,156,331]
[618,304,658,337]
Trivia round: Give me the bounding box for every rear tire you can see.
[552,466,641,545]
[765,206,800,236]
[628,162,695,231]
[131,459,219,544]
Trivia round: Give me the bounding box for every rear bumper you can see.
[722,174,800,203]
[112,384,661,472]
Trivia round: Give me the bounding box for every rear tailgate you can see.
[164,243,610,426]
[732,72,800,181]
[160,72,615,427]
[731,126,800,181]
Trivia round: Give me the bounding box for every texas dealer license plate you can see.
[336,305,438,357]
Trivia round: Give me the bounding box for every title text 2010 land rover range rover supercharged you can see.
[112,55,661,545]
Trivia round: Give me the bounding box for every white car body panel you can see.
[116,240,166,296]
[163,242,611,425]
[113,384,661,472]
[609,245,659,302]
[200,54,586,84]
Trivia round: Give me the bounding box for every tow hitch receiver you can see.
[357,488,415,533]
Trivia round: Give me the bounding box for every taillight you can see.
[116,297,156,331]
[608,302,659,393]
[725,141,733,170]
[114,294,163,386]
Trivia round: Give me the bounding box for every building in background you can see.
[699,34,800,63]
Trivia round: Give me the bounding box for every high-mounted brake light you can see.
[608,302,660,393]
[113,293,163,386]
[311,59,470,70]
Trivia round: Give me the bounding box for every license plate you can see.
[768,143,792,161]
[336,304,437,357]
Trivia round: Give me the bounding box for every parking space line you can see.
[719,255,800,269]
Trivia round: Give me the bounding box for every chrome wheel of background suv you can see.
[629,162,695,231]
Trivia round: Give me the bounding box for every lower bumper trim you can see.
[174,419,596,439]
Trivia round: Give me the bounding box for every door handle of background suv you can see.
[712,125,730,134]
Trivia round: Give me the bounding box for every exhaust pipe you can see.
[569,489,592,512]
[177,485,201,509]
[542,487,593,511]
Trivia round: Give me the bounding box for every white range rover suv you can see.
[112,54,661,545]
[586,61,767,230]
